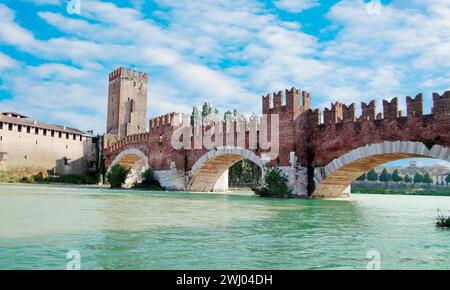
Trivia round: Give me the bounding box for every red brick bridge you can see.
[104,89,450,198]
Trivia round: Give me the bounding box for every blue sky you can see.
[0,0,449,168]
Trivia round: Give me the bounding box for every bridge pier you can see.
[153,162,186,191]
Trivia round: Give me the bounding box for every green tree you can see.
[367,169,379,181]
[106,164,131,188]
[356,173,367,181]
[379,168,392,182]
[414,172,424,183]
[136,168,162,190]
[446,174,450,185]
[404,174,412,183]
[423,172,433,184]
[392,169,403,183]
[251,168,292,198]
[229,160,261,187]
[201,102,213,118]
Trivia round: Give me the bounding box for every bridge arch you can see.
[108,148,149,187]
[108,148,149,172]
[312,141,450,198]
[188,147,264,192]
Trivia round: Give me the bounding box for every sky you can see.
[0,0,449,168]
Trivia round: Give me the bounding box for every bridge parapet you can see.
[149,112,184,129]
[309,91,450,127]
[105,132,151,155]
[262,87,311,116]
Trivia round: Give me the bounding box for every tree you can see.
[367,169,379,182]
[379,168,392,183]
[106,164,131,188]
[423,172,433,184]
[201,102,212,118]
[251,168,292,198]
[136,168,162,190]
[392,169,403,183]
[356,173,367,181]
[404,174,412,183]
[446,174,450,185]
[229,160,261,186]
[414,172,424,183]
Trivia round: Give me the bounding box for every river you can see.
[0,184,449,269]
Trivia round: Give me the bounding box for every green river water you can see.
[0,184,449,270]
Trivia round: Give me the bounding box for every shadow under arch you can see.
[188,147,264,192]
[312,141,450,198]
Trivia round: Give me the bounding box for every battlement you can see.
[432,91,450,115]
[342,103,356,123]
[383,97,401,120]
[406,93,423,117]
[323,102,343,125]
[109,67,148,81]
[262,87,311,115]
[315,92,449,127]
[149,112,181,129]
[358,101,376,121]
[105,132,151,154]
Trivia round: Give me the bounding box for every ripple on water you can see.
[1,184,450,269]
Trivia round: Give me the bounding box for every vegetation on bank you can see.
[251,168,293,198]
[106,164,131,188]
[133,168,163,190]
[0,172,100,185]
[229,160,262,187]
[352,186,450,196]
[358,169,443,185]
[436,210,450,228]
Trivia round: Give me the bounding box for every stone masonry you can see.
[104,68,450,198]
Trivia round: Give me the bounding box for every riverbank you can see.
[0,181,109,189]
[352,186,450,196]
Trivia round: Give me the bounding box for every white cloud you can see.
[274,0,320,13]
[0,52,17,70]
[1,0,450,134]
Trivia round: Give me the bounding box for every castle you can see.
[1,66,449,197]
[103,67,450,197]
[0,112,98,177]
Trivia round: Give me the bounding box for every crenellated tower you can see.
[106,67,148,138]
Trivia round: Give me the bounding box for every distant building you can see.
[0,112,98,176]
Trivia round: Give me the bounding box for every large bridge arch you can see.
[188,147,264,192]
[312,141,450,198]
[108,148,149,172]
[108,148,149,187]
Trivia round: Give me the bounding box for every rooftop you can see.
[0,112,89,136]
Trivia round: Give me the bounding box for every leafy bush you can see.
[436,210,450,228]
[106,164,131,188]
[251,168,292,198]
[134,168,162,190]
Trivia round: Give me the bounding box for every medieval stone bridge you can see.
[104,89,450,198]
